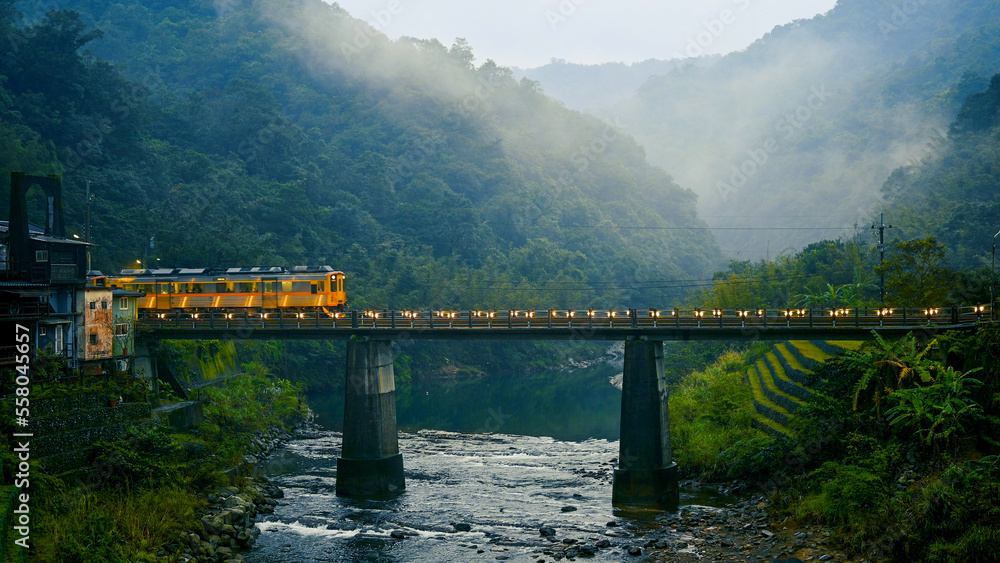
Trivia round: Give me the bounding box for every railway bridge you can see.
[139,305,991,509]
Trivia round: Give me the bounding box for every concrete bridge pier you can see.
[612,338,679,508]
[336,339,405,499]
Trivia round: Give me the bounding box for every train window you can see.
[158,284,169,295]
[311,284,318,294]
[292,281,310,292]
[263,282,274,293]
[238,282,258,293]
[339,277,344,292]
[280,281,293,293]
[317,281,325,292]
[176,283,188,293]
[137,284,152,294]
[200,283,216,293]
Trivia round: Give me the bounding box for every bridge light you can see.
[609,311,616,318]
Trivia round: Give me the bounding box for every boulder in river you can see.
[539,526,556,537]
[453,522,472,532]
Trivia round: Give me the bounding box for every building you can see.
[1,172,141,374]
[112,287,144,373]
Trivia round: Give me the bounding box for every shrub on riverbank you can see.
[668,343,773,479]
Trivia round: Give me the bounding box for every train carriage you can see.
[108,266,346,312]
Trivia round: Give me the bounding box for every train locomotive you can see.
[108,266,346,313]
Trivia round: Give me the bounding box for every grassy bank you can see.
[668,342,779,481]
[2,366,307,562]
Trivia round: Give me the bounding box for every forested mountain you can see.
[0,0,722,312]
[601,0,1000,256]
[881,71,1000,271]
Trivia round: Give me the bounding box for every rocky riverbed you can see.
[428,498,861,563]
[161,420,324,563]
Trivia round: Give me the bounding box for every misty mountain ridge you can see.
[516,0,1000,258]
[513,57,719,112]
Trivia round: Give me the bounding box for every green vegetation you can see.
[668,344,775,480]
[666,324,1000,562]
[0,367,307,562]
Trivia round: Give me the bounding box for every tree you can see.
[876,237,953,306]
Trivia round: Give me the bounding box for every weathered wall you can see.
[4,392,151,473]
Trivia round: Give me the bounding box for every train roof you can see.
[113,266,344,277]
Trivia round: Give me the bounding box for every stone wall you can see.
[4,393,152,473]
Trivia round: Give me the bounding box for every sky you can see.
[327,0,839,68]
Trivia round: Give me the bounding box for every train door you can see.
[155,282,171,309]
[262,279,278,309]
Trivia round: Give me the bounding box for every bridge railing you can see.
[137,305,991,332]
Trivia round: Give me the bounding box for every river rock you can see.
[561,506,577,512]
[453,522,472,532]
[391,530,408,539]
[596,539,611,548]
[579,545,597,556]
[628,546,642,556]
[539,526,557,537]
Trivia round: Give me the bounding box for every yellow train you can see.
[108,266,346,312]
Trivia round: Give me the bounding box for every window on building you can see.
[101,301,108,309]
[114,324,129,336]
[35,250,48,262]
[89,333,98,345]
[39,327,47,337]
[90,301,96,310]
[120,297,128,309]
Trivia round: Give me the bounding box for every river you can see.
[246,364,736,562]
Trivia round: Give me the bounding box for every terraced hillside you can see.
[746,340,862,438]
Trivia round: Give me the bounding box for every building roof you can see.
[112,289,146,298]
[0,280,50,289]
[0,220,91,246]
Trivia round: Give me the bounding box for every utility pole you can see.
[85,180,92,271]
[872,213,892,306]
[993,228,1000,321]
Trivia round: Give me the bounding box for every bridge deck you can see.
[139,306,990,341]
